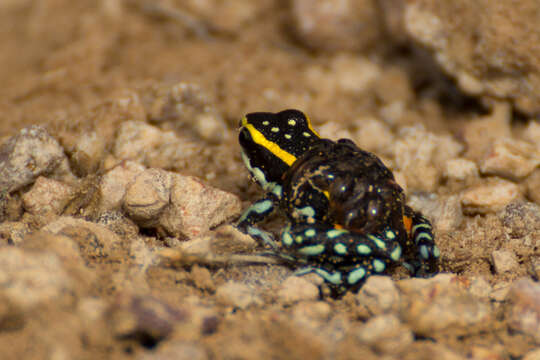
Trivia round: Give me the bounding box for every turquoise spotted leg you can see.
[403,206,440,277]
[236,194,280,249]
[280,223,403,289]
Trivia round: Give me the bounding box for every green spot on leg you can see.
[420,245,429,259]
[252,200,272,214]
[282,231,293,246]
[412,223,431,233]
[295,235,303,243]
[271,184,283,198]
[368,235,386,250]
[433,245,441,258]
[305,229,316,237]
[373,259,386,273]
[385,230,396,239]
[390,245,402,261]
[314,269,342,285]
[327,229,347,238]
[356,244,371,255]
[334,243,347,255]
[299,244,325,256]
[415,232,433,244]
[347,267,366,284]
[298,206,315,218]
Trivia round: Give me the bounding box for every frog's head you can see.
[239,109,319,190]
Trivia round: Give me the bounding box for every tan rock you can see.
[22,176,74,216]
[461,178,521,214]
[480,138,540,180]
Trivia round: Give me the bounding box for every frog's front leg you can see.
[236,191,281,249]
[403,206,440,277]
[280,222,403,288]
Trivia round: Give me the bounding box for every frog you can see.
[236,109,440,293]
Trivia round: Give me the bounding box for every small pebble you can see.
[498,201,540,239]
[525,169,540,204]
[523,348,540,360]
[278,276,320,304]
[123,168,172,227]
[467,276,492,300]
[216,281,260,309]
[356,276,400,316]
[99,161,146,212]
[506,279,540,342]
[461,178,521,214]
[397,274,492,336]
[190,265,215,292]
[491,250,519,274]
[0,125,70,193]
[356,314,413,354]
[443,158,479,181]
[290,0,382,52]
[0,247,73,309]
[408,193,463,233]
[22,176,74,216]
[480,138,540,180]
[393,125,463,191]
[159,174,241,238]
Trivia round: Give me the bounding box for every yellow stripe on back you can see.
[242,120,297,166]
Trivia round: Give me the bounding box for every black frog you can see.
[237,109,439,292]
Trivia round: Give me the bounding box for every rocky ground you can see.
[0,1,539,359]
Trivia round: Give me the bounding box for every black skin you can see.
[237,110,440,294]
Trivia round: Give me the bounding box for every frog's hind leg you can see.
[403,206,440,277]
[280,223,402,289]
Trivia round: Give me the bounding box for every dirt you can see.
[0,1,539,359]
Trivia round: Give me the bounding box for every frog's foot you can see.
[240,225,279,250]
[236,196,278,231]
[293,264,375,293]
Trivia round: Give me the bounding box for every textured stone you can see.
[123,168,173,228]
[506,279,540,343]
[0,125,70,193]
[393,125,463,191]
[356,276,400,316]
[480,138,540,180]
[356,315,413,354]
[291,0,382,52]
[444,158,479,182]
[398,274,492,336]
[278,276,320,304]
[216,281,260,309]
[491,250,519,274]
[22,176,74,216]
[159,174,241,238]
[0,247,73,309]
[461,178,521,214]
[99,161,146,212]
[404,0,540,115]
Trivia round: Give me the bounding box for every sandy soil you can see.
[0,1,539,359]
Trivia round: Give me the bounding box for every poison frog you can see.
[237,109,440,293]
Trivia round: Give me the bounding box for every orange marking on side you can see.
[403,215,413,234]
[333,224,343,229]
